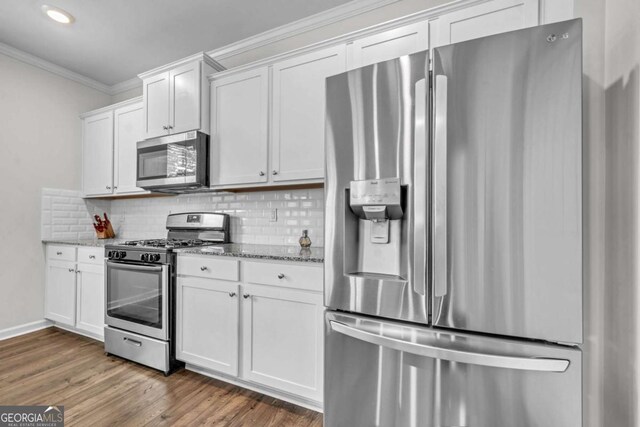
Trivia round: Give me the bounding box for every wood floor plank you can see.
[0,328,323,427]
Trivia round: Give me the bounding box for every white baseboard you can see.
[186,364,323,413]
[0,319,53,341]
[51,323,104,343]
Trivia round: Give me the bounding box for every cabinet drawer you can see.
[77,247,104,265]
[177,256,239,281]
[244,261,323,292]
[46,245,76,262]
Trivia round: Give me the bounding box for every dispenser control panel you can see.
[350,178,401,205]
[349,178,403,222]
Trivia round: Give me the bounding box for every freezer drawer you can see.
[325,312,581,427]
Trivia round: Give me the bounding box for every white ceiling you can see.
[0,0,355,86]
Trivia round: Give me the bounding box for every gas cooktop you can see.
[121,238,218,249]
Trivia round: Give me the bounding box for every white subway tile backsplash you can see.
[41,187,325,247]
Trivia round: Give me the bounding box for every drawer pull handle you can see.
[229,292,237,297]
[243,293,251,299]
[123,337,142,347]
[200,266,208,271]
[89,255,96,259]
[56,251,63,255]
[277,273,285,279]
[68,268,75,273]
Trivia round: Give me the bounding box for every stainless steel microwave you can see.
[136,131,209,192]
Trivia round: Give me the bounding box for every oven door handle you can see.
[105,261,163,272]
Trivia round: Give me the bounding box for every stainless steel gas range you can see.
[104,212,229,375]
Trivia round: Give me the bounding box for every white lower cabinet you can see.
[176,276,239,375]
[44,244,105,339]
[241,284,324,402]
[75,262,105,336]
[176,256,324,407]
[45,260,77,326]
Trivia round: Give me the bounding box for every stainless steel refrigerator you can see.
[324,19,583,427]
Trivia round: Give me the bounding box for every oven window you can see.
[107,264,163,329]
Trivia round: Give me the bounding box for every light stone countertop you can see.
[176,243,324,263]
[42,238,128,247]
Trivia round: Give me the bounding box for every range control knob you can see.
[140,254,146,261]
[152,254,161,262]
[113,251,120,260]
[119,251,126,259]
[107,251,113,259]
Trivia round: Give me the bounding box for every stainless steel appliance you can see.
[136,130,209,192]
[104,212,229,375]
[324,19,583,427]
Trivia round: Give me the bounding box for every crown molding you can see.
[0,41,112,94]
[109,77,142,95]
[138,52,225,80]
[79,95,142,118]
[206,0,401,61]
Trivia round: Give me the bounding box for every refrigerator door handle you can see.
[433,74,448,298]
[412,78,428,296]
[329,320,570,372]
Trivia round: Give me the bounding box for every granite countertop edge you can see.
[42,240,324,263]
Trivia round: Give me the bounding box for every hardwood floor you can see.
[0,328,323,426]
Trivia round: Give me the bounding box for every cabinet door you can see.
[170,62,201,135]
[347,21,429,69]
[242,285,324,402]
[82,111,114,196]
[210,68,269,186]
[176,276,239,375]
[114,102,146,195]
[45,260,77,326]
[76,263,105,337]
[430,0,539,48]
[271,45,346,182]
[143,72,170,139]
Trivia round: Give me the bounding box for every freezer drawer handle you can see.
[329,321,570,373]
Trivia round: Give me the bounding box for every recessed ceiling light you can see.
[41,5,75,24]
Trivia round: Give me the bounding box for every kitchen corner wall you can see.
[42,188,325,247]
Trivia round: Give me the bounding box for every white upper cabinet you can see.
[82,98,147,198]
[347,21,429,69]
[210,67,269,186]
[142,73,170,139]
[113,102,145,195]
[430,0,539,48]
[169,63,201,135]
[140,53,224,140]
[82,111,114,197]
[271,45,346,182]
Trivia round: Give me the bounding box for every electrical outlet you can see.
[270,208,278,222]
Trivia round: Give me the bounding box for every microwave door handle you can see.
[433,74,448,298]
[412,78,428,296]
[329,321,570,373]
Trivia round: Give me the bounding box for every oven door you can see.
[105,261,169,341]
[136,131,208,190]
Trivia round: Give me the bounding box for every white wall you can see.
[0,52,111,332]
[602,0,640,425]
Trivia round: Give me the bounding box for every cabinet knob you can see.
[229,292,237,298]
[68,268,75,272]
[168,125,173,130]
[56,251,62,256]
[277,273,285,279]
[106,186,111,190]
[243,293,251,299]
[259,171,265,176]
[89,255,96,259]
[200,266,208,271]
[272,170,278,175]
[162,126,168,130]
